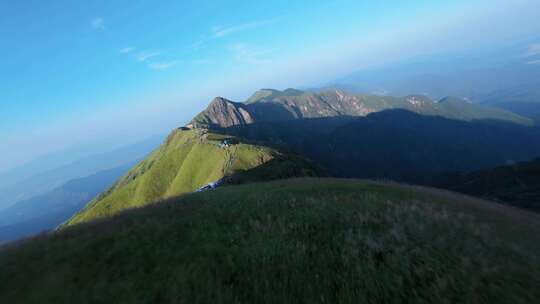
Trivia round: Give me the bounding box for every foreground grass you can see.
[1,178,539,303]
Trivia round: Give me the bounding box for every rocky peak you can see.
[189,97,255,128]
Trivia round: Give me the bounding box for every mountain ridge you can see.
[65,88,539,227]
[65,129,322,226]
[189,89,533,129]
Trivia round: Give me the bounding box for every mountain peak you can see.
[245,89,280,104]
[209,96,234,106]
[282,88,304,96]
[189,97,254,128]
[245,88,304,104]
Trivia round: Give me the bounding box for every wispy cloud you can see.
[120,47,135,54]
[191,39,206,50]
[148,60,182,70]
[136,51,161,62]
[191,19,274,50]
[91,17,105,30]
[524,43,540,57]
[119,47,180,70]
[527,59,540,65]
[212,20,273,38]
[192,59,213,65]
[230,43,273,65]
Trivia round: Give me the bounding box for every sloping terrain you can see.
[189,89,532,128]
[65,129,320,226]
[441,158,540,211]
[1,179,539,303]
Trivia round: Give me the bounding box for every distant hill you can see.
[440,158,540,211]
[2,179,539,303]
[65,129,322,226]
[487,102,540,124]
[0,162,135,244]
[189,89,532,129]
[332,59,540,101]
[331,61,540,124]
[0,136,162,210]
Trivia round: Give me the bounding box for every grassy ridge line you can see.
[1,178,539,303]
[65,129,275,226]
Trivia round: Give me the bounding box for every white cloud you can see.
[524,43,540,57]
[91,17,105,30]
[148,60,182,70]
[212,20,272,38]
[136,51,161,62]
[527,59,540,65]
[120,47,135,54]
[230,43,273,65]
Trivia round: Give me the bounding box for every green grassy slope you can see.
[65,129,279,226]
[1,179,539,303]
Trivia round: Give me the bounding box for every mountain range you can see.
[221,110,540,185]
[0,136,162,211]
[331,60,540,124]
[0,162,135,244]
[62,88,540,227]
[2,86,540,303]
[189,89,532,128]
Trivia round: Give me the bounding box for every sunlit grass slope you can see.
[65,129,277,226]
[1,178,539,303]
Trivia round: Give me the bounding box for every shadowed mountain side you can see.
[440,158,540,211]
[224,153,328,185]
[245,101,299,121]
[216,110,540,185]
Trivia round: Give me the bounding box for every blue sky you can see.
[1,0,540,172]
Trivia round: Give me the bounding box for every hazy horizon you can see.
[2,0,540,173]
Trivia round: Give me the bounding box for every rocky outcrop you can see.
[190,97,255,128]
